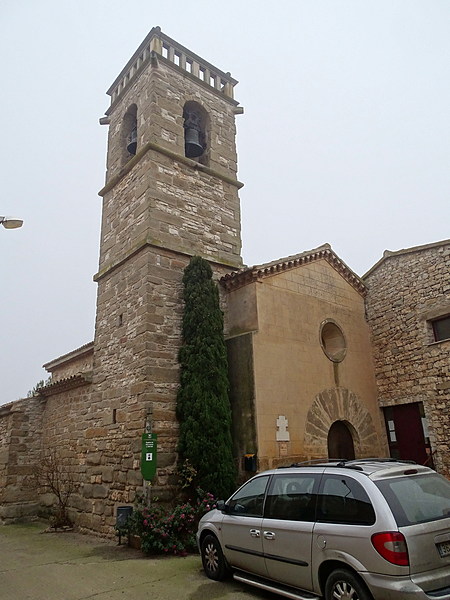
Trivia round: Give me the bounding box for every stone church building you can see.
[1,28,449,534]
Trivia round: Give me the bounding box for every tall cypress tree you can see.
[176,256,236,499]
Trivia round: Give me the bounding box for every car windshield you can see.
[375,473,450,527]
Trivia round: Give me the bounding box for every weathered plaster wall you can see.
[226,259,386,470]
[226,333,257,480]
[46,346,93,381]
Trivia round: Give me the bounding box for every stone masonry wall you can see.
[98,148,242,276]
[84,38,243,535]
[99,55,242,274]
[88,246,234,536]
[39,382,131,533]
[364,243,450,477]
[0,408,10,499]
[0,397,45,523]
[0,33,243,534]
[94,246,185,503]
[105,56,239,185]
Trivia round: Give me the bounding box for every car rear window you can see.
[375,473,450,527]
[317,475,376,525]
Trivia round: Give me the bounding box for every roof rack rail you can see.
[277,459,339,468]
[277,458,418,471]
[342,458,417,465]
[335,462,363,470]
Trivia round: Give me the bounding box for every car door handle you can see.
[264,531,275,540]
[249,529,260,538]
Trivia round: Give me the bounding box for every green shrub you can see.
[119,490,217,556]
[177,256,236,499]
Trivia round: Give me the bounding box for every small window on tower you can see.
[183,101,209,165]
[431,315,450,342]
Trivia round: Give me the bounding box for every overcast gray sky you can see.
[1,0,449,404]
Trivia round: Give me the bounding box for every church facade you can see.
[1,28,448,534]
[223,245,385,470]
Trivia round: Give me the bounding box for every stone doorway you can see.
[304,387,382,458]
[327,420,355,460]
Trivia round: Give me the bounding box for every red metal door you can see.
[389,403,428,465]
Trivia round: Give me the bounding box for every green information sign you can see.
[141,433,157,481]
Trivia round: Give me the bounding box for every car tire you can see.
[325,569,372,600]
[201,534,230,581]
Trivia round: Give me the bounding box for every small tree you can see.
[176,256,236,499]
[27,377,51,397]
[29,448,77,528]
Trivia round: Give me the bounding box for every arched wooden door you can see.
[327,421,355,460]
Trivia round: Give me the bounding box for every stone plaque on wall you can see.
[279,442,288,456]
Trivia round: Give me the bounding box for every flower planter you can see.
[128,534,141,550]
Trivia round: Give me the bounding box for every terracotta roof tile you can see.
[38,373,92,397]
[220,244,366,295]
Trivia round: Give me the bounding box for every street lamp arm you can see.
[0,216,23,229]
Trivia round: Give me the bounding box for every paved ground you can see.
[0,522,273,600]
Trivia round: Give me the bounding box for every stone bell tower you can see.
[91,28,243,507]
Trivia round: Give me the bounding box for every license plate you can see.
[437,541,450,557]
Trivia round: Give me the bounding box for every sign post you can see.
[141,433,157,481]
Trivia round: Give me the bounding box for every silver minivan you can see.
[197,459,450,600]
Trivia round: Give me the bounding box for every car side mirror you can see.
[216,500,229,513]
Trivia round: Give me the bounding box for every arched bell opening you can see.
[327,420,356,460]
[121,104,138,164]
[183,101,209,165]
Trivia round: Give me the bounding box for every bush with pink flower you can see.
[119,489,217,556]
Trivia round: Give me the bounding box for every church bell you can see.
[184,127,204,158]
[183,107,204,158]
[127,126,137,155]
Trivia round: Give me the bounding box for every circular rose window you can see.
[320,320,347,362]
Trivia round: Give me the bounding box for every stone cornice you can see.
[363,238,450,279]
[93,237,242,282]
[105,54,240,118]
[38,373,93,397]
[221,244,366,296]
[43,342,94,372]
[98,141,244,198]
[104,27,239,113]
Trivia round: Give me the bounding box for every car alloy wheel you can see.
[201,534,229,581]
[325,569,372,600]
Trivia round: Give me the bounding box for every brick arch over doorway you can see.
[303,388,380,458]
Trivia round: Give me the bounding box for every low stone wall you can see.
[0,397,45,523]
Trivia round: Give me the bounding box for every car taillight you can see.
[371,532,409,566]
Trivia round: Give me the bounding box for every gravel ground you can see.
[0,521,272,600]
